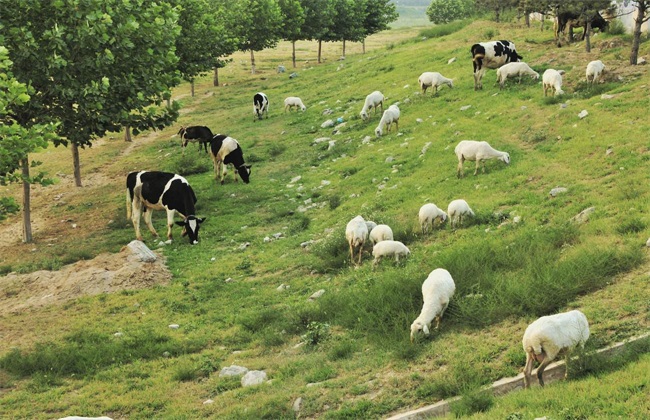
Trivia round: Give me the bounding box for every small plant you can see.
[328,340,356,360]
[484,28,497,39]
[0,197,19,221]
[301,321,330,346]
[451,388,494,416]
[328,194,341,210]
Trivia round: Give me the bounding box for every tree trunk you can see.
[213,67,219,86]
[167,97,171,108]
[191,80,195,97]
[362,39,366,54]
[541,13,545,31]
[250,49,256,74]
[630,4,646,64]
[318,40,322,64]
[525,10,530,28]
[72,142,82,187]
[342,39,346,58]
[292,41,296,68]
[124,125,132,142]
[495,7,500,23]
[21,159,33,243]
[585,21,592,53]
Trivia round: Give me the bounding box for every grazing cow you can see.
[126,171,204,244]
[209,134,251,185]
[253,92,269,121]
[177,125,213,153]
[555,11,609,47]
[470,40,523,90]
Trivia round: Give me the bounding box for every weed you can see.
[0,197,19,221]
[327,340,356,361]
[328,194,341,210]
[451,388,494,417]
[304,365,336,383]
[616,218,646,235]
[301,321,331,346]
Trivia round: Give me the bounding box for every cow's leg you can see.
[233,164,238,183]
[165,209,175,241]
[131,200,144,241]
[143,208,158,237]
[220,161,227,185]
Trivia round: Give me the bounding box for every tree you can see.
[426,0,471,24]
[361,0,398,53]
[555,0,613,52]
[476,0,519,22]
[0,45,58,242]
[623,0,650,64]
[279,0,305,68]
[300,0,335,64]
[0,0,181,187]
[324,0,367,58]
[230,0,283,74]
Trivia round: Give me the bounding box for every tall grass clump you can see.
[419,19,472,39]
[0,329,206,378]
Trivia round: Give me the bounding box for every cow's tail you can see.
[126,187,132,220]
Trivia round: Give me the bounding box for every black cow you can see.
[555,11,609,47]
[177,125,213,153]
[126,171,204,244]
[253,92,269,121]
[470,40,523,90]
[209,134,251,185]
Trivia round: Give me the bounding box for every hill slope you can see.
[0,20,649,419]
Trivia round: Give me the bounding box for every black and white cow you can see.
[177,125,214,153]
[253,92,269,121]
[555,11,608,47]
[209,134,251,185]
[470,40,523,90]
[126,171,205,244]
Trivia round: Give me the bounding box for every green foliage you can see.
[301,321,331,346]
[426,0,473,24]
[419,19,472,38]
[451,388,494,416]
[0,197,19,221]
[616,218,647,235]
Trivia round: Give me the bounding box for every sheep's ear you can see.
[423,324,430,335]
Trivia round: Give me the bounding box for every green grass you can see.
[1,18,649,419]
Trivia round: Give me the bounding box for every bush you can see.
[0,197,19,221]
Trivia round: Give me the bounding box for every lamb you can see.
[365,220,377,233]
[455,140,510,177]
[495,62,539,89]
[418,203,447,234]
[542,69,564,96]
[369,224,394,245]
[522,309,590,388]
[372,240,410,266]
[360,91,385,121]
[410,268,456,342]
[447,199,474,228]
[346,215,369,265]
[375,104,400,137]
[585,60,605,84]
[284,96,306,112]
[418,72,454,96]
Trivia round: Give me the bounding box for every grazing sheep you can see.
[346,215,369,265]
[369,224,394,245]
[447,199,474,228]
[360,91,385,121]
[471,40,523,90]
[284,96,306,112]
[542,69,565,96]
[455,140,510,177]
[372,240,410,266]
[523,310,590,388]
[495,62,539,89]
[418,72,454,95]
[375,104,400,137]
[410,268,456,342]
[418,203,447,234]
[586,60,605,84]
[365,220,377,233]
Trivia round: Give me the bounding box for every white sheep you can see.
[365,220,377,233]
[542,69,564,96]
[346,215,369,265]
[372,240,410,266]
[410,268,456,342]
[586,60,605,84]
[360,91,385,121]
[375,104,400,137]
[418,203,447,234]
[495,62,539,89]
[369,224,394,245]
[455,140,510,177]
[447,199,474,228]
[523,309,590,388]
[418,72,454,95]
[284,96,306,112]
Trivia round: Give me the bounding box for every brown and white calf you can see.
[126,171,204,244]
[209,135,251,185]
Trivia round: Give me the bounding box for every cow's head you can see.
[237,164,252,184]
[176,215,205,245]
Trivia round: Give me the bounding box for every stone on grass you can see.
[578,110,589,119]
[309,289,325,300]
[549,187,568,197]
[219,365,249,378]
[241,370,267,387]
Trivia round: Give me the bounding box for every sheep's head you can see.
[410,321,430,343]
[438,212,448,223]
[360,110,368,121]
[502,153,511,165]
[375,126,383,138]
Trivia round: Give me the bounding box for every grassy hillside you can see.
[1,20,649,419]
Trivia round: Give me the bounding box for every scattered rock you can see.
[447,57,456,64]
[277,65,286,73]
[416,118,423,123]
[560,103,568,109]
[114,332,123,337]
[601,94,614,99]
[313,137,330,144]
[321,119,335,128]
[606,147,613,155]
[225,277,234,283]
[289,72,299,79]
[385,156,395,163]
[292,397,303,412]
[219,365,249,378]
[322,108,333,115]
[238,242,250,250]
[168,324,179,330]
[290,175,302,183]
[241,370,267,387]
[308,289,325,300]
[646,238,650,248]
[549,187,568,197]
[125,240,157,263]
[362,136,372,144]
[460,105,472,111]
[203,399,214,405]
[277,284,290,291]
[572,207,595,223]
[578,110,589,119]
[638,57,646,65]
[301,240,314,248]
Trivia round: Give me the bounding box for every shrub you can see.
[301,321,331,346]
[0,197,19,221]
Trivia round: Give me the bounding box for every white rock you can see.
[241,370,267,387]
[291,175,302,183]
[219,365,249,377]
[239,242,250,250]
[601,94,614,99]
[264,236,271,243]
[113,332,123,337]
[447,57,456,64]
[292,397,303,412]
[168,324,179,330]
[277,284,289,291]
[203,399,214,405]
[646,238,650,247]
[321,119,335,128]
[460,105,472,111]
[321,180,331,186]
[578,110,589,119]
[309,289,326,300]
[550,187,568,197]
[416,118,423,123]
